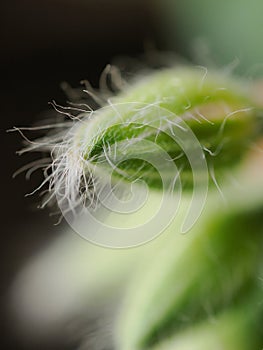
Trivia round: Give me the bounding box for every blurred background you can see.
[1,0,263,349]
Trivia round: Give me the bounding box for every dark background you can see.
[0,1,165,348]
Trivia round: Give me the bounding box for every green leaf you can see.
[115,203,263,349]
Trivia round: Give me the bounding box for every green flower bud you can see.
[25,65,260,247]
[15,65,263,243]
